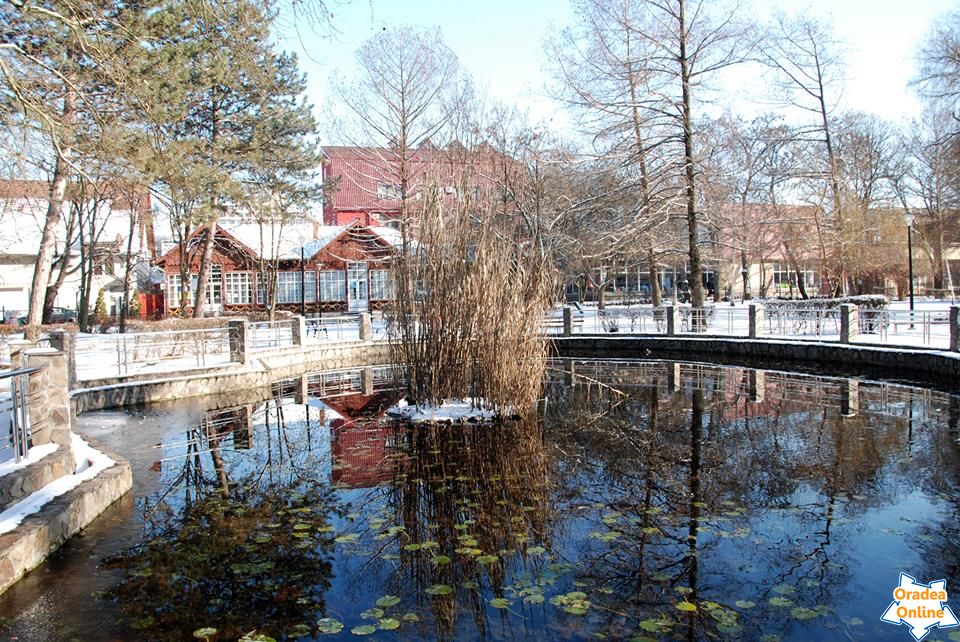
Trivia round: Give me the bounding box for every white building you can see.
[0,180,156,321]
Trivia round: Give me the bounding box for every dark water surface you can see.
[1,359,959,642]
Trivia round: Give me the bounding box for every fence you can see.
[247,319,295,351]
[71,327,234,381]
[0,366,40,464]
[304,315,362,344]
[551,304,960,352]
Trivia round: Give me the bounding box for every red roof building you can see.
[321,144,514,227]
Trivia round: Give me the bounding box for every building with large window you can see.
[155,220,400,316]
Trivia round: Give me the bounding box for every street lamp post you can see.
[905,213,915,328]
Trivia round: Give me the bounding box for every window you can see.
[377,183,402,199]
[276,272,301,304]
[319,270,346,301]
[303,271,317,303]
[224,272,252,305]
[189,266,222,305]
[773,262,816,290]
[167,274,183,307]
[369,270,394,300]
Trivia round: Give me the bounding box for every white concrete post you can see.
[359,312,373,341]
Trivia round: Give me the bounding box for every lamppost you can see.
[905,212,915,328]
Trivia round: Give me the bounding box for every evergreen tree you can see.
[130,0,319,317]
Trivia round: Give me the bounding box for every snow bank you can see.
[0,443,59,479]
[0,433,116,535]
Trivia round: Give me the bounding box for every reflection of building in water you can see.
[323,388,405,488]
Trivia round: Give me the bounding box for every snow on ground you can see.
[0,432,116,535]
[386,398,500,424]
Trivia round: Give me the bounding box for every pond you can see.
[1,359,959,642]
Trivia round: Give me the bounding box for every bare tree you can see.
[763,13,850,294]
[893,109,960,294]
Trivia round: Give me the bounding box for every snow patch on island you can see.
[0,433,116,535]
[386,399,502,424]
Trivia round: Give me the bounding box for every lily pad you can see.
[426,584,453,596]
[676,601,698,612]
[431,555,452,566]
[317,618,344,634]
[193,628,218,639]
[490,597,513,609]
[791,607,820,620]
[402,613,420,622]
[376,595,401,608]
[769,597,793,607]
[735,600,756,609]
[287,624,312,638]
[351,625,377,636]
[475,555,499,564]
[239,634,276,642]
[334,533,359,544]
[378,618,401,630]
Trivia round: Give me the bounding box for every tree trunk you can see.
[28,89,75,327]
[649,244,662,307]
[740,249,751,300]
[120,207,139,333]
[192,220,217,318]
[678,0,705,326]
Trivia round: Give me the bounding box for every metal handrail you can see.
[1,366,41,465]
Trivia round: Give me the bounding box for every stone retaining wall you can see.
[0,448,74,510]
[0,443,132,595]
[73,340,393,412]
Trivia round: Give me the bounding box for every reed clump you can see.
[390,182,555,416]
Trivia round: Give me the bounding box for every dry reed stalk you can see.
[389,173,555,416]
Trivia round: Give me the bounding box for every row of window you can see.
[166,268,394,306]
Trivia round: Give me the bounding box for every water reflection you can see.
[4,360,958,642]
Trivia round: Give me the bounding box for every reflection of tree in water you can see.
[914,394,960,585]
[106,389,341,641]
[335,416,553,641]
[541,362,945,640]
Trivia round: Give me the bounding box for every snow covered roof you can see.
[300,225,349,258]
[218,221,329,261]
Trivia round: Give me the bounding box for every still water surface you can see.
[1,360,959,641]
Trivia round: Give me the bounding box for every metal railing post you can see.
[562,307,572,337]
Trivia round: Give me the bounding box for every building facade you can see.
[155,220,399,316]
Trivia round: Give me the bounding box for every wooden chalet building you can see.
[155,220,400,316]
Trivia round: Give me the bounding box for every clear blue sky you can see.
[275,0,958,137]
